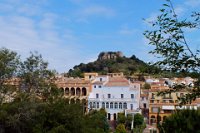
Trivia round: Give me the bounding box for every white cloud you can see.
[77,5,115,20]
[0,5,90,73]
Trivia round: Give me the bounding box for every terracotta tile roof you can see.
[104,77,129,87]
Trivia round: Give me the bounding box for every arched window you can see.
[65,87,69,95]
[82,87,87,96]
[71,88,75,96]
[110,102,113,109]
[102,102,105,108]
[76,88,81,96]
[106,102,109,108]
[97,102,99,108]
[119,102,122,109]
[115,102,118,109]
[123,102,127,109]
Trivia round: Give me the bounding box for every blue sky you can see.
[0,0,200,73]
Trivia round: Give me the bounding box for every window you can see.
[93,102,96,108]
[131,94,134,99]
[119,102,122,109]
[152,107,159,113]
[94,85,96,88]
[96,93,99,98]
[99,85,101,88]
[97,102,99,108]
[110,102,113,109]
[121,94,124,99]
[108,113,111,120]
[115,102,118,109]
[100,78,102,82]
[108,94,111,98]
[130,104,133,110]
[89,102,92,108]
[102,102,105,108]
[106,102,109,108]
[123,103,127,109]
[142,97,144,101]
[144,103,146,108]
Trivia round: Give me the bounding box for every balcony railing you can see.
[88,98,137,102]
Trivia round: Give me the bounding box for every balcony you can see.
[88,98,137,102]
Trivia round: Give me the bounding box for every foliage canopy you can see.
[144,0,200,104]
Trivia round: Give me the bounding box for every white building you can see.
[88,75,140,120]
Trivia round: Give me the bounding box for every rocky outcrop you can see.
[98,51,123,61]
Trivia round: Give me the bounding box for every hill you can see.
[67,51,160,77]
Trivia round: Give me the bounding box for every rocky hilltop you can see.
[67,51,158,77]
[98,51,123,61]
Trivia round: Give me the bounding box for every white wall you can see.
[88,83,140,120]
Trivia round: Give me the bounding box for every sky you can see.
[0,0,200,73]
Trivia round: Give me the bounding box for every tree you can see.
[19,51,56,100]
[160,109,200,133]
[143,83,151,89]
[85,109,109,133]
[0,48,20,104]
[115,124,126,133]
[134,113,144,128]
[117,113,126,124]
[144,0,200,104]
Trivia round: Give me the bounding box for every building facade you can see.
[148,82,198,126]
[88,75,140,120]
[55,75,91,105]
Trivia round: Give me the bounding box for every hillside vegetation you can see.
[67,52,161,77]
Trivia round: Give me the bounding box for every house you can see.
[148,84,197,127]
[88,75,140,120]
